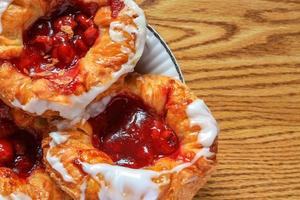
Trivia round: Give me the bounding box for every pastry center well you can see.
[89,94,180,169]
[0,103,42,178]
[11,0,101,93]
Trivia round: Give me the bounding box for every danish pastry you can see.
[0,0,146,122]
[42,74,218,200]
[0,101,66,199]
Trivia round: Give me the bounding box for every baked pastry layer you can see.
[0,169,66,200]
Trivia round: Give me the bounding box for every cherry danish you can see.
[0,0,146,121]
[0,101,65,199]
[42,74,219,200]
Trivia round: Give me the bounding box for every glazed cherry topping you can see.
[0,131,42,178]
[90,94,179,169]
[0,139,14,165]
[11,1,100,81]
[109,0,125,18]
[0,101,42,178]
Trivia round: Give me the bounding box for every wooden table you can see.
[137,0,300,199]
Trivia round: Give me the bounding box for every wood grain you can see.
[137,0,300,199]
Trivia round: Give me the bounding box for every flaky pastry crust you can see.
[0,0,146,120]
[42,74,218,200]
[0,0,50,59]
[0,168,67,200]
[0,99,68,199]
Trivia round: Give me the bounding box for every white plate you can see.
[136,25,185,83]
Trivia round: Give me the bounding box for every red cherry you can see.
[83,26,99,46]
[33,36,53,53]
[30,21,53,36]
[54,44,76,64]
[81,2,99,16]
[73,37,88,55]
[0,139,14,166]
[53,33,69,45]
[158,130,179,155]
[110,0,125,18]
[75,14,94,29]
[12,1,101,93]
[13,139,27,155]
[150,128,160,140]
[135,146,154,165]
[13,155,33,176]
[51,47,59,60]
[54,16,77,31]
[150,120,178,155]
[16,50,43,73]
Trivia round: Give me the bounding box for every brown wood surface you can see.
[137,0,300,199]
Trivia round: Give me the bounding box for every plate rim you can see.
[147,25,185,83]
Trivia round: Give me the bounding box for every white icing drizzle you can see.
[81,162,160,200]
[109,22,125,42]
[0,0,12,34]
[109,22,137,43]
[80,149,213,200]
[46,132,74,183]
[80,180,87,200]
[49,132,69,146]
[12,83,114,123]
[121,46,133,56]
[122,0,146,67]
[11,0,147,122]
[78,99,218,200]
[84,95,114,119]
[53,95,115,130]
[0,192,32,200]
[186,99,219,147]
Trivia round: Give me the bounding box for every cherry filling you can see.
[11,1,100,80]
[0,132,42,178]
[89,94,180,169]
[109,0,125,18]
[0,102,42,178]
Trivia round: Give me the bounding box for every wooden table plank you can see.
[137,0,300,199]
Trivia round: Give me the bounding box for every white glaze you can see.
[53,94,115,130]
[121,46,133,56]
[11,0,146,122]
[46,132,74,183]
[186,99,218,147]
[84,95,114,119]
[80,148,213,200]
[80,180,87,200]
[123,0,146,68]
[12,82,113,123]
[109,22,137,43]
[81,162,160,200]
[109,22,125,42]
[49,132,69,146]
[0,192,32,200]
[0,0,12,34]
